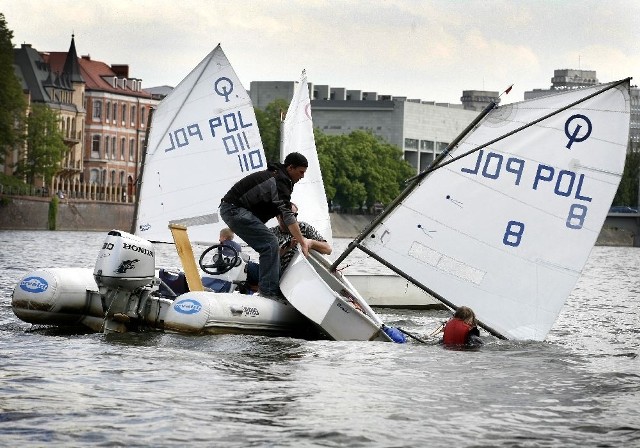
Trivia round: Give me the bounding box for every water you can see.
[1,230,638,447]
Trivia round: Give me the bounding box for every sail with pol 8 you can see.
[333,78,631,341]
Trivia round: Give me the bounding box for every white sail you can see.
[283,71,333,247]
[134,45,266,244]
[359,80,631,341]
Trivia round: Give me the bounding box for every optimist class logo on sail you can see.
[162,77,264,173]
[460,114,594,248]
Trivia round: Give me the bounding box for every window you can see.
[404,138,419,150]
[92,100,102,120]
[121,137,126,159]
[140,107,146,127]
[89,169,100,183]
[111,136,117,159]
[104,135,110,158]
[119,171,125,185]
[110,170,116,185]
[112,103,117,123]
[91,135,101,158]
[130,106,136,126]
[129,138,135,161]
[106,102,111,120]
[122,105,127,125]
[420,140,434,151]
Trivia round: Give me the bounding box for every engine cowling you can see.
[93,230,155,291]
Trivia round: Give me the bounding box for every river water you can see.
[0,230,638,447]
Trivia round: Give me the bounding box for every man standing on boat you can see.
[219,152,311,300]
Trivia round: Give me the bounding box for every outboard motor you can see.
[94,230,156,333]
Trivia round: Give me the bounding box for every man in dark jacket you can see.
[219,152,310,299]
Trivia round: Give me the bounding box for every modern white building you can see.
[250,81,498,173]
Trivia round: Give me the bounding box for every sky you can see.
[2,0,640,105]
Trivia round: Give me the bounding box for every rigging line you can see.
[131,107,155,234]
[428,322,445,337]
[397,327,428,344]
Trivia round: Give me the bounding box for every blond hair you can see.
[219,227,235,241]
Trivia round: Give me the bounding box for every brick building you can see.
[11,37,86,188]
[12,35,159,201]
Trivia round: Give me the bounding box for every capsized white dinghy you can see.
[276,71,401,342]
[332,78,632,341]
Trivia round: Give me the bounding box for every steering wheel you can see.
[199,244,240,275]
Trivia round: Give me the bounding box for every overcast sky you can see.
[3,0,639,105]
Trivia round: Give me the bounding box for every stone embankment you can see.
[0,196,134,232]
[0,195,636,246]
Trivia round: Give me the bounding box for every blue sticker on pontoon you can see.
[174,298,202,315]
[20,276,49,293]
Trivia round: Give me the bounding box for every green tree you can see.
[14,104,67,185]
[0,13,27,163]
[613,143,640,207]
[316,129,414,210]
[255,98,288,163]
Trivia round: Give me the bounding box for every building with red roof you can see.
[13,35,159,201]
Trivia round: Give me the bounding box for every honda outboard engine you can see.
[94,230,156,333]
[94,230,155,290]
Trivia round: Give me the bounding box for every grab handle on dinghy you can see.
[169,224,204,292]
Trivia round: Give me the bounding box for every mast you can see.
[130,107,154,234]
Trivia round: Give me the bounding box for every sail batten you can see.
[351,79,631,341]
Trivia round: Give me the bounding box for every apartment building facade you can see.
[12,36,159,201]
[10,39,86,187]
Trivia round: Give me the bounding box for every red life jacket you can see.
[443,318,473,345]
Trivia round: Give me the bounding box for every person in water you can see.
[219,152,311,300]
[442,306,483,346]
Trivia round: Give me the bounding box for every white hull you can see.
[280,252,393,342]
[345,274,442,309]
